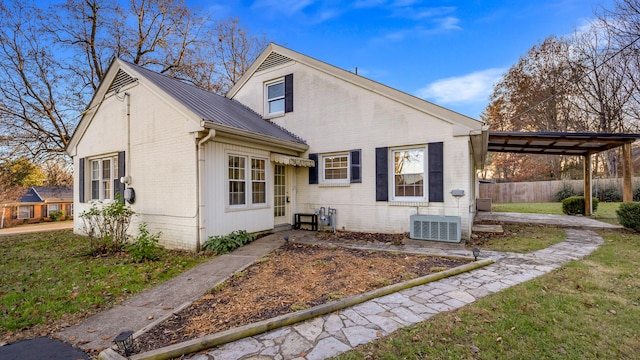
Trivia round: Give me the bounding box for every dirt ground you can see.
[135,233,469,354]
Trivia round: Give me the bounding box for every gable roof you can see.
[227,43,484,131]
[19,188,42,204]
[14,186,73,204]
[67,58,307,156]
[33,186,73,203]
[119,60,306,145]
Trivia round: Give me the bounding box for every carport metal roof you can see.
[485,131,640,216]
[488,131,640,156]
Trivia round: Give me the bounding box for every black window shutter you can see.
[115,151,126,203]
[79,158,85,203]
[284,74,294,113]
[350,149,361,183]
[428,142,444,202]
[375,147,388,201]
[308,153,318,184]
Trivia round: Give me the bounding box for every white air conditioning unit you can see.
[410,215,461,243]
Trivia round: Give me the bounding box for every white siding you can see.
[72,83,200,251]
[234,62,477,239]
[201,141,275,238]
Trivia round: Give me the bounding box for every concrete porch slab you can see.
[472,224,504,234]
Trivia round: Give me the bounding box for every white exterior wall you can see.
[72,83,200,251]
[201,140,275,238]
[233,62,477,238]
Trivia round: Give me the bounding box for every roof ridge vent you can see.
[256,52,293,72]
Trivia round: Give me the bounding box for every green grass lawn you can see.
[473,224,566,253]
[0,230,212,334]
[334,229,640,360]
[492,202,622,225]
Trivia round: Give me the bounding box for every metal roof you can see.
[121,60,306,145]
[488,131,640,156]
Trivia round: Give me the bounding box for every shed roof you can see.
[488,131,640,156]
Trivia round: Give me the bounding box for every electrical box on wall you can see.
[450,189,465,197]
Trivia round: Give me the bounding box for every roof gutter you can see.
[201,121,309,154]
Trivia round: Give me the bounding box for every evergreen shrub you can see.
[561,196,598,215]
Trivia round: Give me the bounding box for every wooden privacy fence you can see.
[479,177,640,203]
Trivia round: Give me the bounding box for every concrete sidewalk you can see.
[56,231,292,352]
[475,211,622,229]
[0,221,73,236]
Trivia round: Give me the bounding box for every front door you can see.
[274,164,287,225]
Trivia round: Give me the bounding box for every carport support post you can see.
[622,142,633,203]
[584,154,592,216]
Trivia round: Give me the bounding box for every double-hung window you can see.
[90,155,117,201]
[17,205,34,219]
[228,155,246,206]
[251,159,266,204]
[228,155,267,207]
[265,79,284,116]
[46,204,59,217]
[321,153,349,183]
[393,148,425,200]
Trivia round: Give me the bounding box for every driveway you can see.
[0,221,74,236]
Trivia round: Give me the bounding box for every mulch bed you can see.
[134,235,468,354]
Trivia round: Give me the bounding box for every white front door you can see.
[274,164,287,225]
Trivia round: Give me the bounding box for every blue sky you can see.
[189,0,612,120]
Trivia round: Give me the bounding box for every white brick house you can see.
[67,43,488,251]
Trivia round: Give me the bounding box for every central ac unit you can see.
[409,215,461,243]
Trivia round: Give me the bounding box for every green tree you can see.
[0,157,45,187]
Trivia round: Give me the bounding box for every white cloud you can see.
[416,68,505,104]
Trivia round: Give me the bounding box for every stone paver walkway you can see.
[184,228,603,360]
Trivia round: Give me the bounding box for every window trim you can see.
[17,205,33,220]
[391,147,427,201]
[88,154,118,201]
[227,153,269,209]
[251,158,267,205]
[264,78,285,117]
[320,152,350,184]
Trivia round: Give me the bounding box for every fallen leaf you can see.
[496,336,502,342]
[69,336,77,341]
[148,315,154,320]
[101,335,111,340]
[470,345,480,353]
[608,309,617,315]
[87,328,97,333]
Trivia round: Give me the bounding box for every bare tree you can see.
[42,159,73,186]
[0,1,78,160]
[483,36,578,180]
[0,0,267,162]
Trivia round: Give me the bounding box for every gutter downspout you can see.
[1,205,6,229]
[196,129,215,252]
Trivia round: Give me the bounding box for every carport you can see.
[487,131,640,216]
